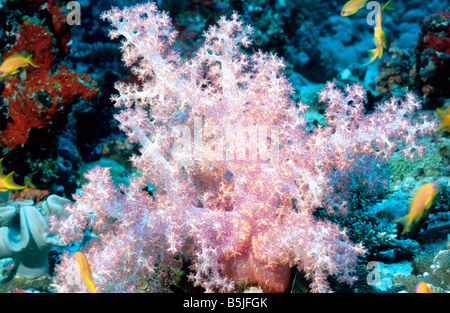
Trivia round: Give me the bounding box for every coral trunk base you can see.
[222,248,291,293]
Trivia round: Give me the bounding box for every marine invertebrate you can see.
[411,11,450,108]
[10,187,49,202]
[0,200,60,279]
[49,2,435,293]
[38,194,72,219]
[375,45,413,96]
[314,180,397,250]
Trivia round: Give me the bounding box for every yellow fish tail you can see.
[436,108,446,120]
[434,108,448,132]
[434,124,447,132]
[26,54,39,68]
[382,0,394,10]
[393,214,414,235]
[84,278,97,293]
[365,48,381,65]
[2,172,27,190]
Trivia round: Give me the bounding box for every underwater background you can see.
[0,0,448,294]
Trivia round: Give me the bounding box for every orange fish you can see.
[415,282,432,293]
[393,183,440,235]
[74,252,97,293]
[434,107,450,132]
[340,0,368,16]
[0,54,39,78]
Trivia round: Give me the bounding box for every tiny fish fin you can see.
[406,200,413,213]
[26,54,39,68]
[423,197,433,211]
[393,214,414,236]
[382,0,394,10]
[365,48,380,65]
[8,65,17,73]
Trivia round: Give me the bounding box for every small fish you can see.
[340,0,368,16]
[415,282,432,293]
[74,252,97,293]
[365,23,385,64]
[393,182,440,235]
[365,0,391,65]
[434,107,450,132]
[0,158,27,192]
[365,1,393,65]
[0,54,39,78]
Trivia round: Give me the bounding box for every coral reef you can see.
[0,0,101,198]
[314,182,398,251]
[411,11,450,108]
[0,0,446,296]
[48,3,436,294]
[393,235,450,292]
[0,18,98,150]
[374,45,414,96]
[387,124,449,193]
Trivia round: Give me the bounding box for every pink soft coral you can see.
[49,2,435,293]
